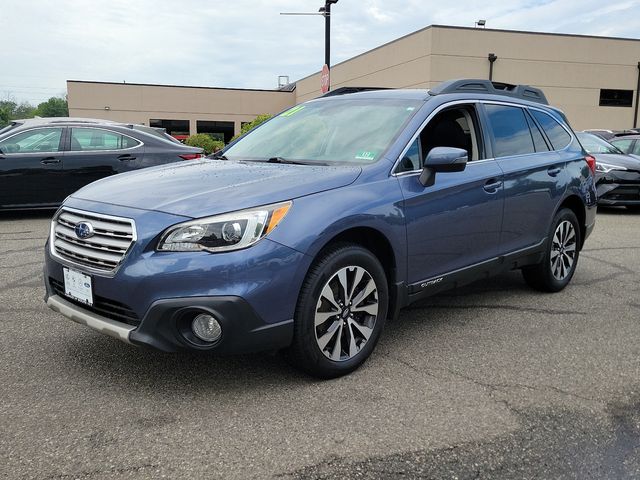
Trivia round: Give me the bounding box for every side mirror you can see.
[419,147,468,187]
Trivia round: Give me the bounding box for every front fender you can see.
[267,177,408,282]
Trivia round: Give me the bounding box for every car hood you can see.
[593,153,640,172]
[71,159,362,218]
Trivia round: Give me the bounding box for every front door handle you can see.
[547,166,562,177]
[483,179,502,193]
[118,154,136,161]
[40,157,60,165]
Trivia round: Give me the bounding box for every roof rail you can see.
[322,86,392,97]
[429,79,548,105]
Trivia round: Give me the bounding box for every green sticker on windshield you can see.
[281,105,305,117]
[355,151,376,161]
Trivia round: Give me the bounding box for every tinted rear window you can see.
[530,110,571,150]
[485,104,535,158]
[525,111,549,153]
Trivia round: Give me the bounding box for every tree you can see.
[14,102,37,119]
[231,114,273,141]
[0,106,10,128]
[35,97,68,117]
[184,134,225,155]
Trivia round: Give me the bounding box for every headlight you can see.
[595,162,627,173]
[157,201,291,252]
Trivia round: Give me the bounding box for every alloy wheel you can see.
[314,266,379,361]
[550,220,577,281]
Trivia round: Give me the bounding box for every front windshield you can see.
[577,133,623,155]
[223,97,422,165]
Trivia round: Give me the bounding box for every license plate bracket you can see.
[63,268,93,306]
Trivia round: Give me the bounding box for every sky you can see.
[2,0,640,105]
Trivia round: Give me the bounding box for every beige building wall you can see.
[67,81,295,136]
[296,28,434,103]
[428,27,640,130]
[295,26,640,131]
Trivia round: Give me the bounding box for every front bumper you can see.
[45,291,293,353]
[47,294,135,344]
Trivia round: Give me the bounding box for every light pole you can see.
[281,1,339,90]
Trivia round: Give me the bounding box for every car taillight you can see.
[585,155,596,175]
[179,153,204,160]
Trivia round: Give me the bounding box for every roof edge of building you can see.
[294,23,640,85]
[66,80,294,93]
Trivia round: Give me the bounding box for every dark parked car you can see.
[0,118,203,210]
[44,79,596,378]
[576,132,640,210]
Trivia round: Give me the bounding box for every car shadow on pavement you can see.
[56,270,534,392]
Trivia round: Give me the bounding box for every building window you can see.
[196,121,235,143]
[599,89,633,107]
[149,119,190,137]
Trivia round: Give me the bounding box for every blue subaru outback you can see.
[44,79,597,378]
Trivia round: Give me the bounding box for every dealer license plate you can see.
[63,268,93,306]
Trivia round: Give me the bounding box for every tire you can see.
[522,208,581,292]
[286,243,389,379]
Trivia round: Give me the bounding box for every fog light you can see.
[191,313,222,342]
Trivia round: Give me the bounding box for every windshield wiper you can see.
[267,157,329,166]
[267,157,304,165]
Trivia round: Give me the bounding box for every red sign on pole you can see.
[320,64,330,94]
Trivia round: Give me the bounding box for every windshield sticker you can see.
[281,105,305,117]
[355,151,376,161]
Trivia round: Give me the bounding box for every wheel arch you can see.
[556,195,586,249]
[303,225,404,321]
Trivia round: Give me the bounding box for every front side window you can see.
[396,105,483,173]
[0,128,63,154]
[223,98,422,165]
[70,128,140,151]
[530,110,571,151]
[485,104,535,158]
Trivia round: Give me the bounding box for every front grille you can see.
[49,277,140,327]
[602,185,640,201]
[52,209,135,273]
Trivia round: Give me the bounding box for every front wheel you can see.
[522,208,581,292]
[286,244,388,378]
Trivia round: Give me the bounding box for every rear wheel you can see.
[286,244,388,378]
[522,208,581,292]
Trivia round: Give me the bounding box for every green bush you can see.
[185,134,225,155]
[231,114,273,141]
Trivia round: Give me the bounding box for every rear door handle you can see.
[547,166,562,177]
[118,154,136,161]
[40,157,60,165]
[483,179,502,193]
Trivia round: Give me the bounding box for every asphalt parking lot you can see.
[1,209,639,479]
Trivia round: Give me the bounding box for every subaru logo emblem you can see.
[75,222,95,239]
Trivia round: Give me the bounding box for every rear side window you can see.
[525,112,549,153]
[0,127,63,153]
[485,104,535,157]
[530,110,571,150]
[70,128,140,151]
